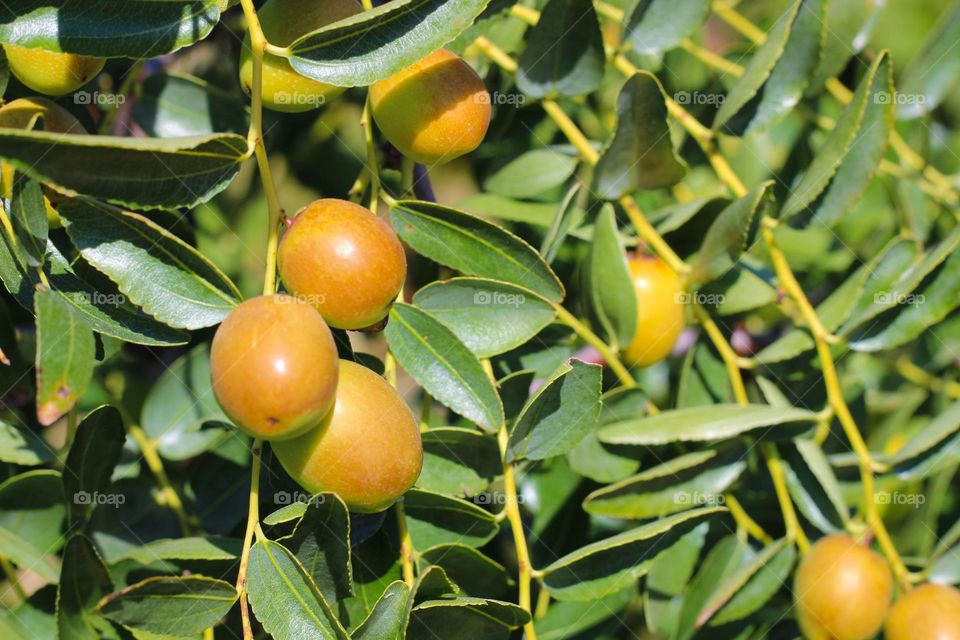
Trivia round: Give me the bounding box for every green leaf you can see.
[674,535,747,639]
[97,576,236,637]
[62,406,125,524]
[408,598,529,640]
[59,198,240,330]
[624,0,709,55]
[413,278,556,358]
[484,150,578,199]
[0,131,247,210]
[808,0,881,93]
[140,344,229,461]
[352,581,411,640]
[0,471,64,583]
[599,404,816,446]
[888,401,960,480]
[288,0,489,87]
[134,73,249,137]
[0,421,54,466]
[279,494,353,605]
[420,545,511,598]
[713,1,801,133]
[536,588,633,639]
[386,303,503,432]
[540,507,725,600]
[246,539,349,640]
[10,172,47,267]
[594,72,687,199]
[57,534,114,640]
[116,537,242,564]
[403,489,500,549]
[34,289,95,426]
[780,53,893,224]
[392,200,564,302]
[516,0,604,98]
[582,205,637,349]
[583,448,745,519]
[540,184,582,263]
[418,428,500,497]
[0,1,220,58]
[700,540,796,626]
[784,438,849,533]
[897,0,960,119]
[644,524,707,639]
[689,182,772,285]
[507,359,602,462]
[850,248,960,351]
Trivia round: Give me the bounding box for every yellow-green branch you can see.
[128,425,194,536]
[236,439,263,640]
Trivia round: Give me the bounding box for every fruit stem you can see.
[395,500,416,587]
[128,424,194,537]
[236,439,263,640]
[361,95,381,213]
[552,304,637,389]
[400,156,415,198]
[725,493,774,545]
[692,303,749,405]
[239,0,285,296]
[762,218,912,588]
[761,442,811,553]
[679,38,745,77]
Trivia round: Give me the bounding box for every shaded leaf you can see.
[624,0,709,55]
[57,534,114,640]
[62,406,125,524]
[352,581,411,640]
[134,73,249,137]
[484,150,578,199]
[403,489,500,549]
[0,470,64,583]
[97,576,236,637]
[280,494,353,605]
[34,289,95,426]
[418,428,500,497]
[582,205,637,349]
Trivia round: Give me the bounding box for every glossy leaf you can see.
[392,200,564,302]
[700,540,796,626]
[57,535,114,640]
[582,206,637,349]
[0,1,220,58]
[507,359,602,462]
[34,289,94,426]
[516,0,604,98]
[62,406,125,524]
[540,507,725,600]
[386,303,503,432]
[0,471,64,583]
[407,598,529,640]
[418,428,500,497]
[413,278,556,357]
[288,0,489,87]
[600,404,816,446]
[352,581,411,640]
[0,131,247,210]
[594,72,687,199]
[624,0,709,55]
[808,0,881,92]
[279,494,353,605]
[484,150,578,199]
[134,73,249,137]
[0,421,53,466]
[10,172,47,267]
[116,537,242,564]
[402,489,500,549]
[97,576,236,637]
[420,545,511,598]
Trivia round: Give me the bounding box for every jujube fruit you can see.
[278,198,406,330]
[210,295,338,441]
[271,360,422,513]
[0,97,85,225]
[793,534,893,640]
[3,45,105,96]
[369,48,491,165]
[621,255,685,367]
[239,0,361,113]
[884,583,960,640]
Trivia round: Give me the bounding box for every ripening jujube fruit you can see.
[238,0,361,113]
[210,295,338,441]
[278,198,406,330]
[620,255,685,367]
[271,360,423,513]
[884,583,960,640]
[0,97,85,225]
[3,45,105,96]
[793,534,893,640]
[369,48,491,165]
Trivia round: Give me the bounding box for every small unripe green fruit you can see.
[621,255,685,367]
[278,198,406,330]
[3,45,105,96]
[369,49,491,165]
[793,534,893,640]
[0,97,85,226]
[885,583,960,640]
[210,295,338,441]
[238,0,361,113]
[272,360,422,513]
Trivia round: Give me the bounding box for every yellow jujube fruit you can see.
[621,255,685,367]
[3,45,105,96]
